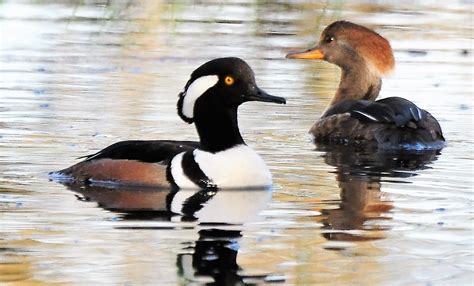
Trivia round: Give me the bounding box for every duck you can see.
[287,21,444,150]
[50,57,286,189]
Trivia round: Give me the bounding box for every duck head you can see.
[177,57,286,153]
[178,57,286,124]
[287,21,395,104]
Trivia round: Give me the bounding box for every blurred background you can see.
[0,0,473,285]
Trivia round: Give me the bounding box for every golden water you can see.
[1,1,473,285]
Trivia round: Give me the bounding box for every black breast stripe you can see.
[165,189,218,217]
[165,152,217,216]
[181,151,217,189]
[181,189,218,218]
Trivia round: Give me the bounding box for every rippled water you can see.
[1,1,473,285]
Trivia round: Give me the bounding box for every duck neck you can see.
[193,103,245,153]
[330,62,382,107]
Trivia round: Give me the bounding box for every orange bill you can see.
[286,47,324,59]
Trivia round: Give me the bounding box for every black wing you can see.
[80,140,200,163]
[323,97,426,127]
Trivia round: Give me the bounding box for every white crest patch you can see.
[182,75,219,119]
[194,144,272,188]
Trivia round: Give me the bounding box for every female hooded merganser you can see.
[287,21,444,150]
[52,57,286,189]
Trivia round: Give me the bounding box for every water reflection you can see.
[317,144,439,242]
[177,229,243,285]
[1,0,472,284]
[65,183,276,284]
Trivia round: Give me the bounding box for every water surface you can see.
[1,1,473,285]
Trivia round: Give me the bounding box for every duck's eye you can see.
[224,76,234,86]
[324,36,334,43]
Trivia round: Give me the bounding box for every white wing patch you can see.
[353,110,379,122]
[409,107,417,120]
[417,106,423,120]
[409,106,423,121]
[194,144,272,188]
[182,75,218,119]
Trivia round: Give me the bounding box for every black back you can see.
[318,97,445,149]
[81,140,200,164]
[323,97,427,127]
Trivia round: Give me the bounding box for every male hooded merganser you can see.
[51,57,286,189]
[287,21,444,150]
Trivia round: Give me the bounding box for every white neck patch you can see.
[181,75,219,119]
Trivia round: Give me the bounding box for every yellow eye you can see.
[224,76,234,86]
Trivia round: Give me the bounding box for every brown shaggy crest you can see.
[322,21,395,75]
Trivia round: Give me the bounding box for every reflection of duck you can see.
[287,21,444,150]
[178,229,243,285]
[66,183,276,284]
[67,184,272,223]
[51,57,285,189]
[316,145,439,241]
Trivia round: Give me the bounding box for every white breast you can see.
[194,144,272,188]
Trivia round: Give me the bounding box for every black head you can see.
[177,57,286,123]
